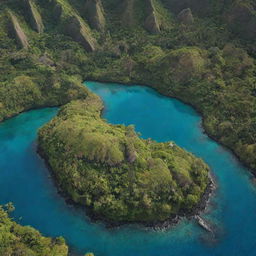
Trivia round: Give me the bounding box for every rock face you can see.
[65,15,97,52]
[53,2,63,21]
[8,11,29,49]
[144,0,161,34]
[161,0,211,17]
[84,0,105,31]
[50,0,97,52]
[23,0,44,33]
[178,8,194,25]
[121,0,135,27]
[226,2,256,41]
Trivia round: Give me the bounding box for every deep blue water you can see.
[0,81,256,256]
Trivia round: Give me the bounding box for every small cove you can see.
[0,81,256,256]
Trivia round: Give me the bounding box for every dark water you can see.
[0,81,256,256]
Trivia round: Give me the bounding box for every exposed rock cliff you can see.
[65,15,97,52]
[178,8,194,25]
[161,0,211,17]
[144,0,161,34]
[84,0,105,31]
[23,0,44,33]
[53,2,63,21]
[226,2,256,40]
[8,11,29,49]
[51,0,97,52]
[121,0,135,27]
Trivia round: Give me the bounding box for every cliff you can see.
[23,0,44,33]
[84,0,106,31]
[8,10,29,49]
[144,0,161,33]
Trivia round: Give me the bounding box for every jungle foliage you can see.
[0,205,68,256]
[38,94,210,222]
[1,0,256,251]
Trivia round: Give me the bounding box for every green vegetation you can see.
[0,0,256,250]
[1,0,255,174]
[0,204,68,256]
[38,94,210,223]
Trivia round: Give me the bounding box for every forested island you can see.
[38,93,211,224]
[0,0,256,254]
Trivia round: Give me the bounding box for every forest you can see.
[38,94,210,223]
[0,204,68,256]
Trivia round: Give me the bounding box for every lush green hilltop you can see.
[0,205,68,256]
[0,0,255,174]
[38,93,210,223]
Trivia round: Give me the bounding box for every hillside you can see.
[0,0,256,253]
[0,0,255,174]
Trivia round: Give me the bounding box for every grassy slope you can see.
[38,94,210,223]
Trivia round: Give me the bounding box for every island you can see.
[38,92,212,224]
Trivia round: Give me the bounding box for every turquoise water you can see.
[0,81,256,256]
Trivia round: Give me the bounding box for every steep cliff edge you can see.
[52,0,97,51]
[84,0,105,31]
[8,10,29,49]
[120,0,135,27]
[23,0,44,33]
[144,0,161,33]
[226,1,256,40]
[1,0,256,194]
[64,15,97,52]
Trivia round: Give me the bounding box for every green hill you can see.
[38,93,210,223]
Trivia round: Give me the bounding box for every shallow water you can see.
[0,81,256,256]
